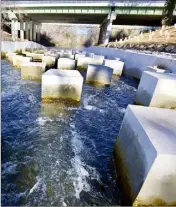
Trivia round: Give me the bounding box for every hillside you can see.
[106,25,176,53]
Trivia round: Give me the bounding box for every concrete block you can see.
[41,69,83,103]
[77,56,104,70]
[93,55,105,64]
[13,55,32,69]
[57,58,76,70]
[104,59,124,76]
[86,64,113,86]
[135,71,176,109]
[86,52,94,57]
[6,52,17,63]
[25,52,44,61]
[21,62,46,81]
[60,53,74,59]
[75,53,86,61]
[147,66,166,73]
[147,66,172,74]
[114,105,176,206]
[42,55,56,67]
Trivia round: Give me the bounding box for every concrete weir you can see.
[104,59,124,76]
[77,56,104,70]
[41,69,83,104]
[21,62,46,81]
[57,58,76,70]
[134,71,176,109]
[114,105,176,206]
[86,64,113,86]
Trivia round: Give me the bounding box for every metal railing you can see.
[2,0,166,2]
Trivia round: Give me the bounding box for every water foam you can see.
[68,126,100,199]
[37,117,53,126]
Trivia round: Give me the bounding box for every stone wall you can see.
[40,24,157,48]
[40,23,100,48]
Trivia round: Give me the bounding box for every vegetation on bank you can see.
[104,25,176,53]
[1,52,6,59]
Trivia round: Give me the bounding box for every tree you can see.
[162,0,176,26]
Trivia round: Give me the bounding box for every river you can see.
[1,59,138,206]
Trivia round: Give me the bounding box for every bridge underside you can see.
[26,13,176,26]
[27,13,107,24]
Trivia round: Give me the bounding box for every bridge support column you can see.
[33,23,37,42]
[11,19,18,41]
[20,21,24,41]
[25,22,29,40]
[98,11,116,45]
[11,19,16,41]
[36,23,41,42]
[29,21,33,41]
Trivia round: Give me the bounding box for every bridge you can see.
[2,0,176,44]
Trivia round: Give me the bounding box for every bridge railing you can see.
[2,0,165,3]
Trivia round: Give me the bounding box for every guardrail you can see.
[2,0,166,3]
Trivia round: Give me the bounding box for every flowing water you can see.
[1,59,138,206]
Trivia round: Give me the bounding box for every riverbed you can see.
[1,59,138,206]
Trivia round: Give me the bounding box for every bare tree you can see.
[1,1,16,29]
[162,0,176,26]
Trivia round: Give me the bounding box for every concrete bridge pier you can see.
[36,23,41,43]
[33,23,37,42]
[29,21,33,41]
[11,19,19,41]
[11,19,16,41]
[98,11,116,45]
[20,21,25,41]
[25,22,29,40]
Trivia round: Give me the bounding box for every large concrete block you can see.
[60,53,74,59]
[134,71,176,109]
[86,64,113,86]
[25,52,44,61]
[93,55,105,64]
[104,59,124,76]
[42,55,56,67]
[6,52,17,63]
[13,55,32,69]
[21,62,46,81]
[86,52,94,57]
[114,105,176,206]
[75,53,86,61]
[77,56,104,70]
[41,69,83,104]
[147,66,172,74]
[57,58,76,70]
